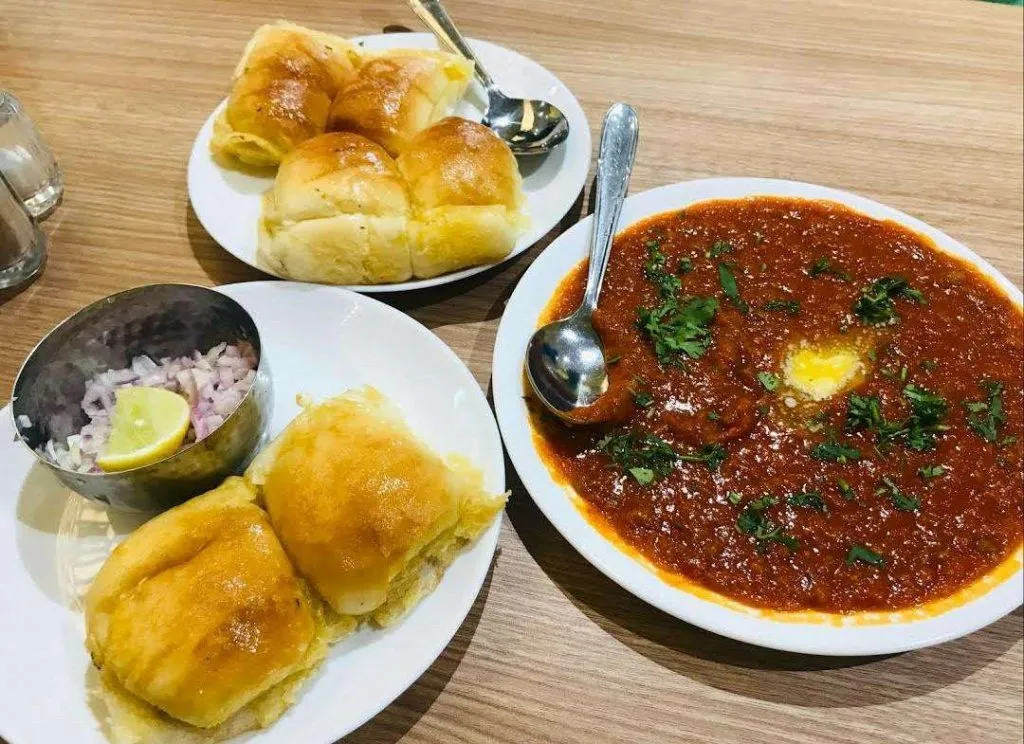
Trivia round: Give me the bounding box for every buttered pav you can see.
[211,22,359,168]
[327,49,473,155]
[246,387,507,626]
[258,132,413,284]
[84,477,329,743]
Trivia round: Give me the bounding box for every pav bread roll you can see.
[398,117,526,278]
[211,22,359,168]
[258,132,413,284]
[84,477,331,743]
[246,387,507,626]
[327,49,473,155]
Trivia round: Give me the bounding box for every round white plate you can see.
[188,32,592,293]
[492,177,1024,656]
[0,281,504,743]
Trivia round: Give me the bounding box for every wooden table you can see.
[2,1,1022,742]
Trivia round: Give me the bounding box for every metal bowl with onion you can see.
[9,284,273,512]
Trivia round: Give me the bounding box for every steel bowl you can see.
[10,284,273,512]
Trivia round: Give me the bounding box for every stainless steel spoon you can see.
[526,103,639,419]
[408,0,570,155]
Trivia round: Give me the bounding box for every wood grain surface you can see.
[1,1,1022,742]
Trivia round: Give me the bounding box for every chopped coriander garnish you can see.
[881,476,920,512]
[629,467,655,485]
[606,354,621,365]
[757,371,780,392]
[918,464,946,479]
[846,544,885,567]
[678,257,693,274]
[836,478,855,501]
[787,490,827,512]
[762,299,800,315]
[706,240,733,259]
[597,431,678,485]
[736,495,798,552]
[717,263,749,314]
[637,296,719,365]
[727,491,743,505]
[632,390,653,408]
[922,359,938,372]
[810,440,861,463]
[807,257,851,281]
[965,380,1007,444]
[853,276,925,325]
[845,393,884,433]
[679,443,728,471]
[866,348,878,362]
[707,411,721,421]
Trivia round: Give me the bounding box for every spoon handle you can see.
[581,103,639,314]
[408,0,497,90]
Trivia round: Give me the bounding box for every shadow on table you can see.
[342,558,497,743]
[503,464,1023,709]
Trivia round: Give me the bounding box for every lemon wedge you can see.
[96,388,192,472]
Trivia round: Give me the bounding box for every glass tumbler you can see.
[0,92,63,219]
[0,171,46,290]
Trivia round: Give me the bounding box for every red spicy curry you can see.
[531,197,1023,613]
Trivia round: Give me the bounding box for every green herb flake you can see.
[679,443,728,471]
[762,299,801,315]
[736,495,798,552]
[606,354,621,365]
[881,475,920,512]
[845,393,884,433]
[757,371,780,392]
[810,440,861,463]
[836,479,855,501]
[918,464,946,479]
[787,490,828,512]
[846,544,885,567]
[629,467,655,485]
[632,391,653,408]
[706,240,733,259]
[678,257,693,274]
[637,296,719,365]
[727,491,743,505]
[965,380,1007,444]
[807,257,852,282]
[853,276,926,326]
[707,411,721,421]
[597,431,679,485]
[717,263,749,314]
[922,360,938,372]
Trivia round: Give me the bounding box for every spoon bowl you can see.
[484,91,570,156]
[525,103,639,420]
[410,0,570,155]
[526,309,609,413]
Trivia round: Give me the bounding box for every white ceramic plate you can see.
[187,32,592,293]
[492,177,1024,656]
[0,281,504,743]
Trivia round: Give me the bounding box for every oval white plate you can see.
[0,281,504,743]
[492,177,1024,656]
[188,32,592,293]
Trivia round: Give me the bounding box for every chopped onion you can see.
[40,341,256,473]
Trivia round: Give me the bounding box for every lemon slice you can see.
[96,387,192,472]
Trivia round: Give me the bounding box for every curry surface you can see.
[531,197,1023,613]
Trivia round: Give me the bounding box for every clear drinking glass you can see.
[0,171,46,290]
[0,92,63,219]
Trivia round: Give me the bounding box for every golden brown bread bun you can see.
[258,132,413,284]
[327,49,473,155]
[246,387,507,624]
[84,478,329,740]
[211,22,359,168]
[398,117,526,278]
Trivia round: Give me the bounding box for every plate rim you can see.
[0,279,504,744]
[491,176,1024,656]
[186,31,593,294]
